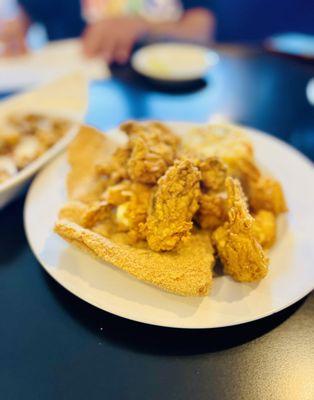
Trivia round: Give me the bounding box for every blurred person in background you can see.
[0,0,215,62]
[1,0,312,62]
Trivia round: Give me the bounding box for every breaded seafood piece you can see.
[197,192,227,230]
[212,177,269,282]
[96,145,131,185]
[248,175,287,215]
[102,180,153,241]
[146,159,201,251]
[58,200,112,228]
[195,157,227,230]
[81,201,112,228]
[114,182,153,242]
[199,156,227,191]
[55,220,215,296]
[230,157,261,187]
[103,180,133,205]
[252,210,276,249]
[183,124,254,175]
[120,121,180,184]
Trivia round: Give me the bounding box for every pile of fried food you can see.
[0,113,71,184]
[55,121,287,296]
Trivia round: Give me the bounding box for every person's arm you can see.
[0,10,30,56]
[82,8,215,64]
[148,8,215,45]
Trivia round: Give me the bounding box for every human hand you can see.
[0,14,29,57]
[82,17,149,64]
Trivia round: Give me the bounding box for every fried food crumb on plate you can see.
[55,121,288,296]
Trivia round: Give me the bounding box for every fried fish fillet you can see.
[55,220,214,296]
[67,125,117,203]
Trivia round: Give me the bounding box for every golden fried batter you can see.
[184,125,287,216]
[81,201,112,228]
[199,157,227,191]
[252,210,276,248]
[212,177,269,282]
[146,159,201,251]
[230,157,261,187]
[67,125,116,202]
[248,175,287,215]
[195,157,227,230]
[101,180,153,241]
[96,145,131,185]
[55,220,215,296]
[197,192,227,230]
[183,124,254,174]
[103,180,133,205]
[58,200,111,228]
[58,200,89,225]
[121,121,180,184]
[115,182,152,242]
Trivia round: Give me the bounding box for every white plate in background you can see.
[24,123,314,328]
[131,43,218,82]
[0,72,88,208]
[0,39,109,92]
[0,111,79,209]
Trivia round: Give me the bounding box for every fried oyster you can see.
[212,177,269,282]
[146,159,201,251]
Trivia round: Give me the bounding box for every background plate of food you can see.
[24,121,314,328]
[0,73,88,208]
[131,43,218,83]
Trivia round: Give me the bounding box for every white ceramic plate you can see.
[24,123,314,329]
[0,39,109,92]
[131,43,218,82]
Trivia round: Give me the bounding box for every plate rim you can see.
[24,123,314,329]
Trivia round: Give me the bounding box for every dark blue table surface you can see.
[1,47,313,400]
[87,48,314,160]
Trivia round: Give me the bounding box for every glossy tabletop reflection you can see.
[1,47,313,400]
